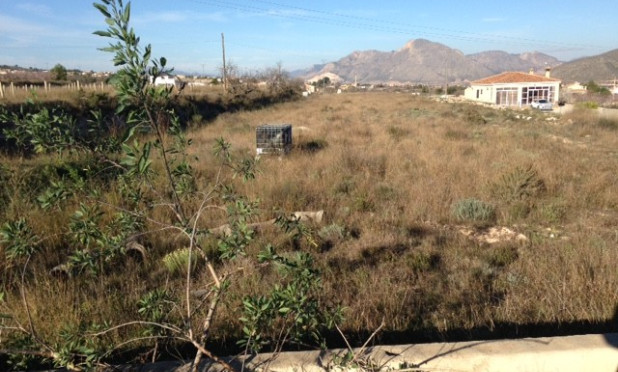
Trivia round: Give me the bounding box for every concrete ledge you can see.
[112,333,618,372]
[240,333,618,372]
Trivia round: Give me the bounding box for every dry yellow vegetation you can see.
[2,90,618,363]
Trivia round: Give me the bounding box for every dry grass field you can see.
[198,92,618,335]
[2,91,618,364]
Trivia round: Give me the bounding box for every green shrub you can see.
[162,247,199,275]
[353,192,375,212]
[298,138,328,153]
[507,201,532,221]
[318,223,346,241]
[578,101,599,109]
[333,177,356,195]
[464,107,487,125]
[539,198,568,224]
[491,165,545,202]
[406,251,440,273]
[451,198,496,223]
[484,245,518,267]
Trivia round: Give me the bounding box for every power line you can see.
[181,0,595,50]
[251,0,590,48]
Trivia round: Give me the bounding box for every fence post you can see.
[76,80,81,90]
[10,82,15,96]
[0,82,4,99]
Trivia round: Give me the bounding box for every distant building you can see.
[464,69,561,107]
[307,72,343,85]
[151,74,177,87]
[565,81,587,94]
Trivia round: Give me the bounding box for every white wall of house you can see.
[464,86,494,104]
[465,81,560,107]
[152,75,176,86]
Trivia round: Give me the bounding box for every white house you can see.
[565,81,587,93]
[150,75,177,87]
[464,69,561,107]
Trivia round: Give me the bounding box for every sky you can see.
[1,0,616,75]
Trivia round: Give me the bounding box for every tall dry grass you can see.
[2,91,618,359]
[183,92,618,337]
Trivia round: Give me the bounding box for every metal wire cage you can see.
[256,124,292,155]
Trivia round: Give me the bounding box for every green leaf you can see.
[121,124,137,143]
[93,3,111,18]
[93,30,112,37]
[123,2,131,23]
[143,45,151,63]
[98,46,117,53]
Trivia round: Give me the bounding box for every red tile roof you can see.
[472,71,561,85]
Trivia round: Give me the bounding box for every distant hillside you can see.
[552,49,618,83]
[467,50,560,75]
[296,39,561,85]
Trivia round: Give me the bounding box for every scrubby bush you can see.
[491,165,545,203]
[451,198,496,224]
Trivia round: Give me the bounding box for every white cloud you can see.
[482,17,507,23]
[15,3,53,17]
[0,14,49,46]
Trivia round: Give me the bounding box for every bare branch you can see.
[189,337,238,372]
[89,321,182,337]
[99,335,173,359]
[192,283,223,371]
[356,317,385,358]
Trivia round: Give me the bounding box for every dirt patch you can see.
[458,226,528,245]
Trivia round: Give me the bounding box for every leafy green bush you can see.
[451,198,496,223]
[0,218,40,262]
[240,246,343,353]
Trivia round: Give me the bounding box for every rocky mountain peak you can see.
[296,39,566,84]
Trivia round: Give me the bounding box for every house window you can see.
[496,87,518,106]
[525,86,555,104]
[476,89,480,98]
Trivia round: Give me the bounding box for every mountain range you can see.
[295,39,617,85]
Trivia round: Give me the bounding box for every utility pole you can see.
[221,32,227,94]
[444,55,449,97]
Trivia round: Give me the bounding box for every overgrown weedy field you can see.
[2,87,618,369]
